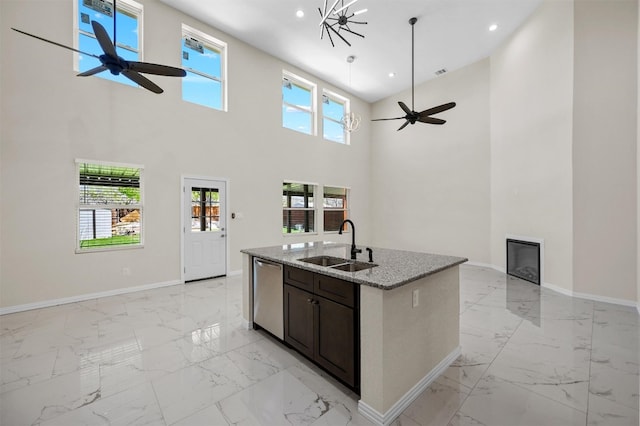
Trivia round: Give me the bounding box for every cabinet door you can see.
[314,295,356,387]
[283,284,314,359]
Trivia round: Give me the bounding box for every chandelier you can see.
[318,0,368,47]
[341,112,361,133]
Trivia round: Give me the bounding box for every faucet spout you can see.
[339,219,361,260]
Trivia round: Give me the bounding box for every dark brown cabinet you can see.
[283,265,359,390]
[283,284,314,358]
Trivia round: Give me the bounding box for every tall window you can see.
[322,90,348,144]
[77,160,143,251]
[76,0,142,88]
[283,182,316,234]
[323,186,349,232]
[181,24,227,111]
[282,72,316,135]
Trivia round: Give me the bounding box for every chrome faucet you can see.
[339,219,361,260]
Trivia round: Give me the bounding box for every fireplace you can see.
[506,238,541,285]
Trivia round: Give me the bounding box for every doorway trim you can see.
[180,175,230,283]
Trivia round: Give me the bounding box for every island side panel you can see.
[360,285,385,411]
[382,266,460,412]
[360,266,460,416]
[241,253,254,328]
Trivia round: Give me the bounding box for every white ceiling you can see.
[159,0,542,103]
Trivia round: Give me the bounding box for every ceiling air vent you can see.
[435,68,447,76]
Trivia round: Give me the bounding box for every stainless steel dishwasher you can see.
[253,257,284,339]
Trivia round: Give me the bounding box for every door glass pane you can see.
[191,187,220,232]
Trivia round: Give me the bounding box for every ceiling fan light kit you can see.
[11,0,186,94]
[318,0,368,47]
[372,17,456,131]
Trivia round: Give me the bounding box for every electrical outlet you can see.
[412,289,419,308]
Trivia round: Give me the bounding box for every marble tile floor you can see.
[0,265,638,426]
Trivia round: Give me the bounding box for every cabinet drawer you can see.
[284,265,314,292]
[314,274,355,308]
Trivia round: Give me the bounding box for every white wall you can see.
[573,0,638,301]
[370,59,491,263]
[0,0,372,308]
[490,0,575,291]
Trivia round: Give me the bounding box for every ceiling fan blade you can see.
[11,28,100,59]
[91,21,117,58]
[77,65,108,77]
[397,120,411,131]
[122,70,163,94]
[419,102,456,117]
[398,101,412,115]
[417,116,446,125]
[371,117,404,121]
[128,62,186,77]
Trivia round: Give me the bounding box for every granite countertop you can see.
[241,242,467,290]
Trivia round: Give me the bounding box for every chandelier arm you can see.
[320,0,341,26]
[324,24,336,47]
[340,27,365,38]
[327,23,352,46]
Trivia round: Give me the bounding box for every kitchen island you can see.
[241,242,467,426]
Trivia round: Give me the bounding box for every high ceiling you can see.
[159,0,542,103]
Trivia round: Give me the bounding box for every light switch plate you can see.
[412,289,419,308]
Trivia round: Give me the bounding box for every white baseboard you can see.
[358,346,462,426]
[465,262,638,311]
[0,279,183,316]
[241,319,253,330]
[570,289,639,308]
[227,269,242,277]
[465,261,504,272]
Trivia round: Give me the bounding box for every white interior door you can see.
[184,178,226,281]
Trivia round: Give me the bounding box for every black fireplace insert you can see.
[506,239,540,285]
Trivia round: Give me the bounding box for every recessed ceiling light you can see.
[296,9,304,18]
[388,72,396,78]
[489,23,498,31]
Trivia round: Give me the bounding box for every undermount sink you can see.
[298,255,350,267]
[330,261,378,272]
[298,256,378,272]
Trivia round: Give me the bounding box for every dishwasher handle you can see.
[254,258,282,269]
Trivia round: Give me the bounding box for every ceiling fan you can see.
[11,0,186,94]
[372,17,456,131]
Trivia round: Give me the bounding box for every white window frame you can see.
[75,159,144,253]
[322,185,350,233]
[282,181,318,235]
[181,24,228,111]
[322,89,350,145]
[282,71,317,136]
[73,0,144,73]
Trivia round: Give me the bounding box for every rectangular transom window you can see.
[77,160,143,251]
[75,0,142,88]
[282,71,316,136]
[283,182,316,234]
[323,186,349,232]
[322,90,348,144]
[182,24,227,111]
